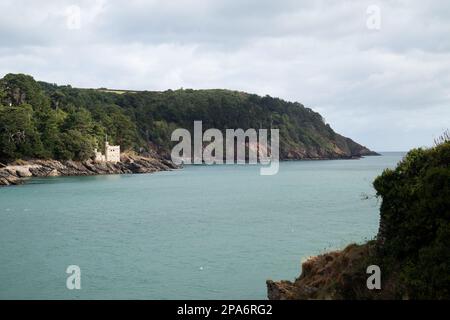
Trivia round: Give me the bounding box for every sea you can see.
[0,152,404,299]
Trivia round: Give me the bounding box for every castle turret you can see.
[104,139,120,163]
[93,137,120,163]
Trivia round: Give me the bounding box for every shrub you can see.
[373,140,450,299]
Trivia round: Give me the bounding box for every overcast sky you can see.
[1,0,449,151]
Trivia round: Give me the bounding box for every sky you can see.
[1,0,449,151]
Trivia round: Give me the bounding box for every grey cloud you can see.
[0,0,449,150]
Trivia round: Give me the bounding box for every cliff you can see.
[266,244,365,300]
[266,243,395,300]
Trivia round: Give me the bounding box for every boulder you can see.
[15,167,33,178]
[47,169,60,177]
[0,177,9,186]
[29,166,52,177]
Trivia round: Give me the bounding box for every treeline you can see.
[0,74,142,161]
[0,73,371,162]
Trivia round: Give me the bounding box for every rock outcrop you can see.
[0,154,178,186]
[266,244,377,300]
[281,135,379,160]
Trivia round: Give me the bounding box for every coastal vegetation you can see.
[373,136,450,299]
[0,73,375,164]
[268,137,450,299]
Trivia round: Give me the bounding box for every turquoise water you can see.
[0,153,403,299]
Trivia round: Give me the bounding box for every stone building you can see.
[94,139,120,163]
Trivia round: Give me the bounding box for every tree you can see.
[0,104,44,161]
[0,73,49,107]
[60,130,95,161]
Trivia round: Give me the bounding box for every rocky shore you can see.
[0,154,178,186]
[266,243,376,300]
[281,142,379,160]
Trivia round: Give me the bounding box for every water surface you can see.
[0,153,404,299]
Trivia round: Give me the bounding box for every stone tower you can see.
[94,137,120,163]
[104,140,120,163]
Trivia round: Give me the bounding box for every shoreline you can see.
[0,154,178,187]
[0,153,381,187]
[0,155,383,188]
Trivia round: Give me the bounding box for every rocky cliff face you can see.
[266,242,404,300]
[266,244,379,300]
[281,144,377,160]
[0,154,177,186]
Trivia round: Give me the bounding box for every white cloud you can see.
[0,0,449,150]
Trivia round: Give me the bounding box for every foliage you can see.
[0,73,369,162]
[0,74,141,161]
[0,104,45,159]
[373,140,450,299]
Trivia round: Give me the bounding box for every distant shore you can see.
[0,152,382,187]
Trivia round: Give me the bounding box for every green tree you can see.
[63,107,95,134]
[0,73,49,107]
[60,130,95,161]
[0,104,44,160]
